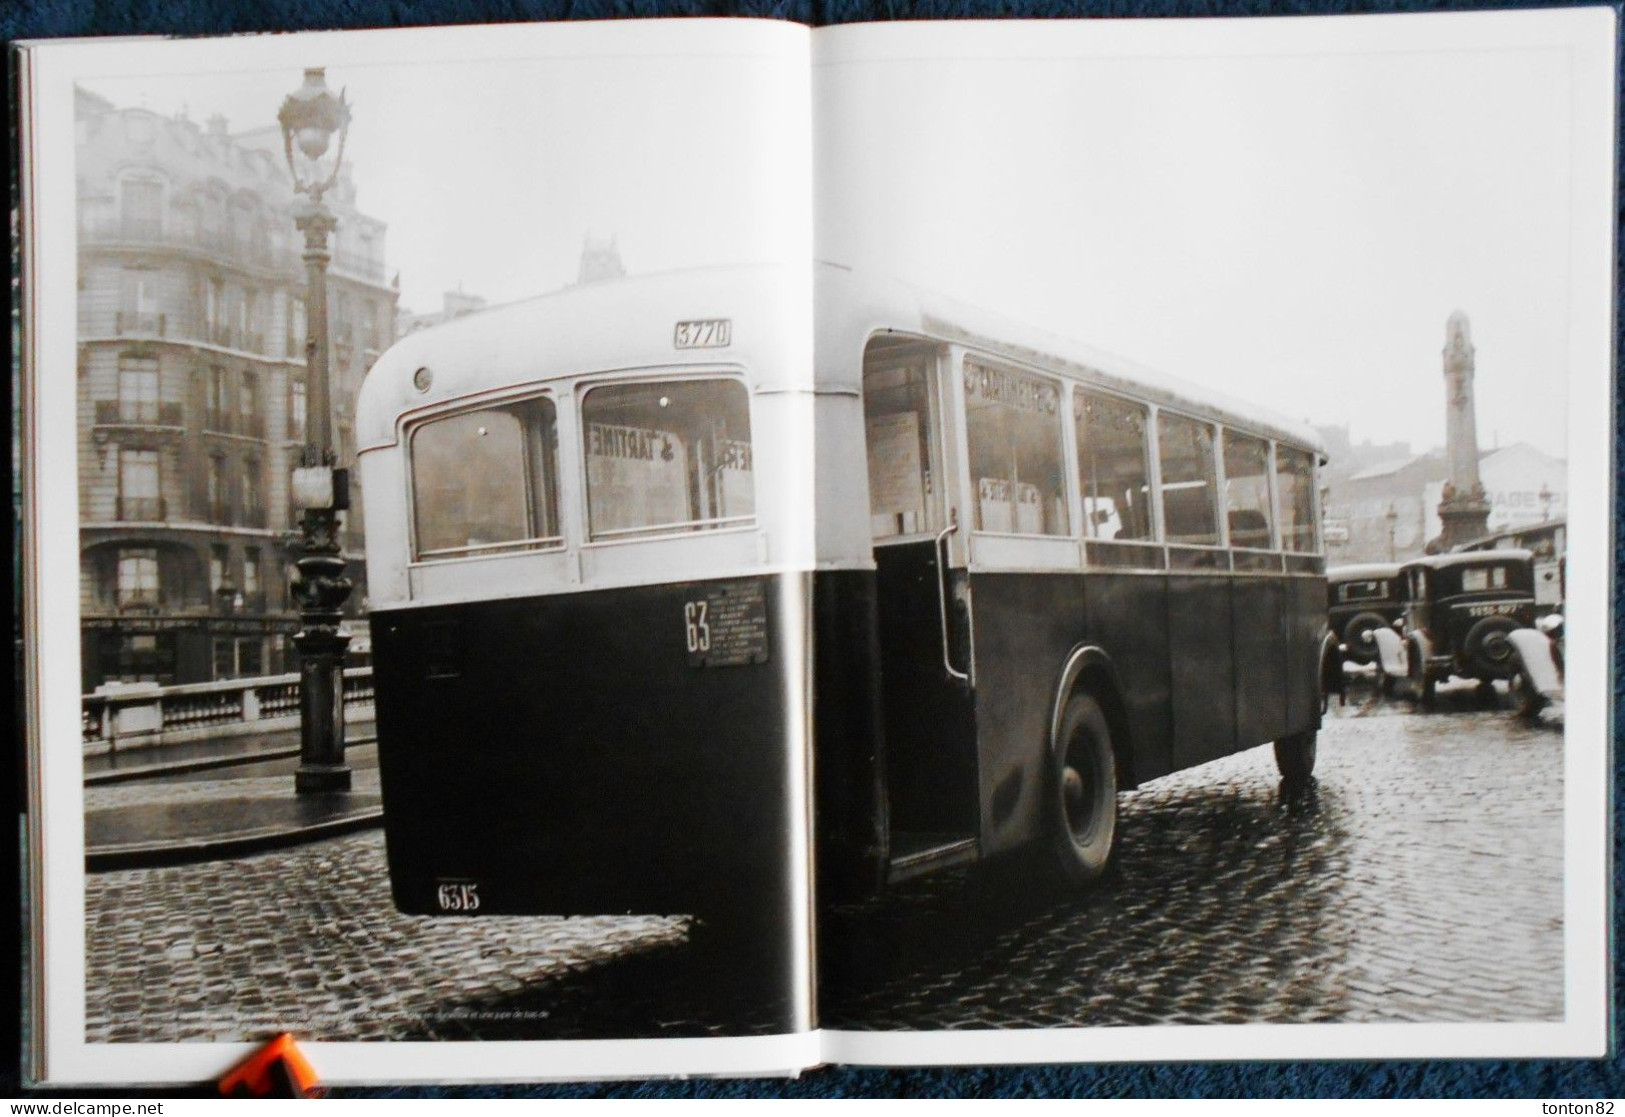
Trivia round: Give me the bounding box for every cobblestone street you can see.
[822,680,1565,1029]
[85,680,1564,1042]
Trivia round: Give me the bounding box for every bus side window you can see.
[963,358,1069,536]
[1275,445,1318,553]
[1222,430,1274,550]
[1074,390,1153,543]
[1157,412,1220,547]
[863,345,941,540]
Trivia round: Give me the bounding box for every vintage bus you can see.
[811,265,1327,897]
[356,263,1327,940]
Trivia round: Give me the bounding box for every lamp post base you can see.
[295,762,353,794]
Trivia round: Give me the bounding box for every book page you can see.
[808,9,1613,1065]
[19,17,820,1086]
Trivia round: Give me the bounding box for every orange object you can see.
[218,1033,323,1098]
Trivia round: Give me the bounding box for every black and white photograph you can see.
[806,18,1611,1057]
[15,7,1612,1089]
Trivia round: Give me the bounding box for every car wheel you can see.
[1341,611,1389,665]
[1274,729,1317,787]
[1050,692,1117,887]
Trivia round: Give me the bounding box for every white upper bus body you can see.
[356,263,815,611]
[813,262,1329,574]
[358,261,1326,611]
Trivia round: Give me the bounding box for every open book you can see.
[15,10,1614,1087]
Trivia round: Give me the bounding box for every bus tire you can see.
[1273,729,1317,787]
[1050,692,1117,887]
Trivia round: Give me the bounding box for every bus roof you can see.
[816,264,1326,455]
[358,261,1327,455]
[357,262,807,450]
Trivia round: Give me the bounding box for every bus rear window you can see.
[411,397,561,560]
[583,378,755,540]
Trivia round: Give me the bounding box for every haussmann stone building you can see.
[74,86,398,691]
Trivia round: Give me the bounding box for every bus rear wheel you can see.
[1273,730,1317,788]
[1050,692,1118,887]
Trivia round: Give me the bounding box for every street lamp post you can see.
[279,69,354,795]
[1386,503,1399,563]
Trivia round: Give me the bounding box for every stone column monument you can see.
[1431,309,1491,552]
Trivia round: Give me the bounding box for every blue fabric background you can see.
[3,0,1619,1099]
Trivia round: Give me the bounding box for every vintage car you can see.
[1367,549,1563,715]
[1327,562,1405,666]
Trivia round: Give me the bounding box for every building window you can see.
[118,176,162,239]
[206,278,225,344]
[239,370,259,436]
[209,545,228,595]
[289,379,308,443]
[208,366,230,431]
[118,449,161,521]
[208,454,227,522]
[117,356,160,424]
[242,547,260,600]
[242,459,263,525]
[119,270,161,335]
[116,548,160,608]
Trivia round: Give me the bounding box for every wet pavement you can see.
[83,679,1563,1042]
[84,740,382,868]
[821,677,1564,1029]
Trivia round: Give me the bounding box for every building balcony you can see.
[93,399,184,429]
[202,412,266,440]
[81,218,292,277]
[116,496,167,522]
[114,311,167,338]
[331,249,386,283]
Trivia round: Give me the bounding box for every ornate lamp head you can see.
[278,69,351,202]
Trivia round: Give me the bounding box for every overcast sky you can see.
[80,21,1581,459]
[815,34,1576,460]
[80,48,805,317]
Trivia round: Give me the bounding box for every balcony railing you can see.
[114,311,167,337]
[94,400,184,428]
[115,496,166,522]
[331,249,385,283]
[82,217,288,274]
[202,411,266,440]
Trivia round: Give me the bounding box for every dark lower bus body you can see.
[371,572,801,946]
[815,540,1326,900]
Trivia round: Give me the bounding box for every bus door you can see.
[861,336,980,881]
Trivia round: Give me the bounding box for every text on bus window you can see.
[963,358,1069,537]
[863,348,942,540]
[582,378,755,540]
